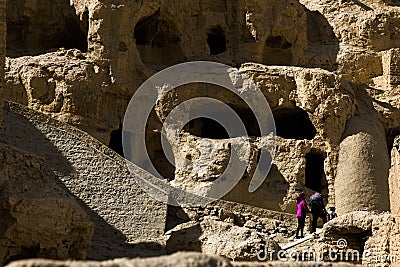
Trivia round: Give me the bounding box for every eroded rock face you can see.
[0,143,94,265]
[173,202,298,245]
[3,2,400,264]
[390,136,400,214]
[4,50,123,144]
[3,0,400,216]
[321,211,397,266]
[6,0,88,57]
[81,0,339,84]
[3,0,341,144]
[0,102,167,261]
[300,0,400,85]
[166,217,281,261]
[150,65,355,212]
[0,1,97,263]
[3,0,399,137]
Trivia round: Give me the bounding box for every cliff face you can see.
[2,0,400,265]
[3,0,400,212]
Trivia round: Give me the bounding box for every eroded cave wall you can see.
[6,0,88,57]
[2,0,400,217]
[85,0,338,93]
[0,0,5,122]
[148,65,355,212]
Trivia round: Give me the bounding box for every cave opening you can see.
[305,10,339,71]
[273,107,316,140]
[305,151,327,194]
[325,230,372,263]
[134,12,185,66]
[109,125,124,156]
[185,106,261,139]
[387,128,400,154]
[265,36,292,49]
[207,26,227,55]
[5,244,40,265]
[6,0,88,57]
[388,134,396,155]
[145,133,176,181]
[262,35,293,65]
[60,10,88,52]
[187,118,229,139]
[143,110,176,181]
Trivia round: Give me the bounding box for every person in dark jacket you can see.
[295,192,309,239]
[309,192,327,233]
[327,206,338,221]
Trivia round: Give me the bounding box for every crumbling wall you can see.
[81,0,338,90]
[3,0,340,146]
[4,51,121,144]
[0,3,95,262]
[390,214,400,266]
[3,2,398,217]
[383,48,400,90]
[165,217,281,261]
[150,64,355,212]
[299,0,400,86]
[322,212,394,266]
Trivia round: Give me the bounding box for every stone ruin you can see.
[0,0,400,266]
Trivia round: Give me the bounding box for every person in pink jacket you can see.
[296,192,310,239]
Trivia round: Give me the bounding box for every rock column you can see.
[335,114,390,215]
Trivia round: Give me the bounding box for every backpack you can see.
[309,193,325,213]
[309,192,322,202]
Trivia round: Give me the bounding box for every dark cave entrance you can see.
[273,107,317,140]
[144,110,176,181]
[262,35,293,65]
[388,134,396,155]
[60,11,88,52]
[207,26,227,55]
[187,118,229,139]
[134,12,185,66]
[387,128,400,154]
[305,10,339,71]
[146,132,176,181]
[305,151,328,194]
[109,125,124,156]
[324,230,372,263]
[6,1,88,57]
[185,107,261,139]
[5,244,40,266]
